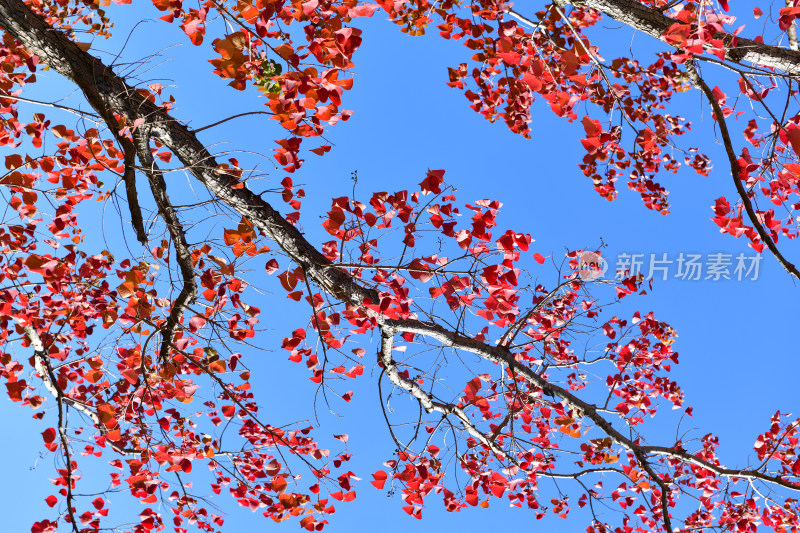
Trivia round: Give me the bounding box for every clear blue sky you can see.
[3,2,799,532]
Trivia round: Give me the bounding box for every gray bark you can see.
[558,0,800,74]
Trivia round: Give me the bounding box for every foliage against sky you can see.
[2,1,800,533]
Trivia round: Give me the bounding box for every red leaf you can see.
[402,505,422,519]
[189,315,207,332]
[265,259,279,274]
[581,116,602,137]
[42,427,57,444]
[348,4,377,17]
[6,379,27,401]
[370,470,388,489]
[5,153,22,169]
[783,124,800,156]
[420,169,445,195]
[310,145,331,156]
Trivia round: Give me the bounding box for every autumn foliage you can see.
[3,0,800,532]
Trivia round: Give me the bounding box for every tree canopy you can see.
[1,0,800,532]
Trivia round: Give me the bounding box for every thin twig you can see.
[194,111,275,133]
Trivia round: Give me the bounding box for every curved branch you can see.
[685,61,800,280]
[193,111,275,134]
[379,328,510,460]
[17,319,137,455]
[381,317,800,493]
[132,129,198,363]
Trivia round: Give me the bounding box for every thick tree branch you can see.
[552,0,800,75]
[0,0,378,313]
[380,318,800,493]
[641,444,800,492]
[133,129,198,363]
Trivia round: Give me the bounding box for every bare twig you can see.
[0,91,102,120]
[194,111,275,133]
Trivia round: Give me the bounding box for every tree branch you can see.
[0,0,378,315]
[0,91,102,120]
[132,128,198,363]
[381,317,800,493]
[551,0,800,75]
[685,60,800,280]
[193,111,275,134]
[17,318,137,455]
[56,388,80,533]
[378,328,511,460]
[115,131,148,245]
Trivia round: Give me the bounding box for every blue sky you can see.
[3,1,800,532]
